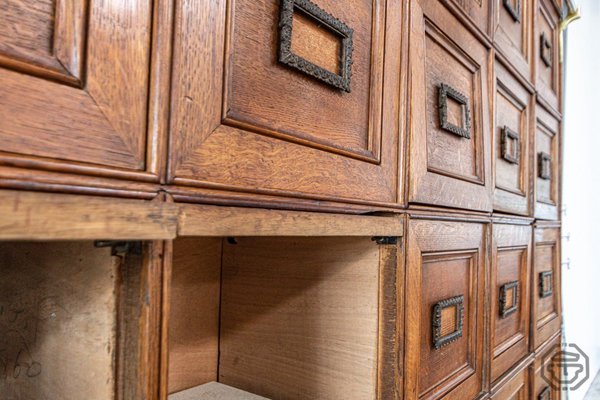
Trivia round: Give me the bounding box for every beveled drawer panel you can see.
[493,0,533,81]
[490,222,532,384]
[424,0,492,36]
[168,0,403,206]
[493,61,532,215]
[405,218,486,400]
[408,0,492,212]
[535,0,560,112]
[534,105,560,220]
[532,224,561,350]
[531,333,561,400]
[490,359,530,399]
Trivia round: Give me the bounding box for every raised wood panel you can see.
[532,226,561,350]
[534,105,560,220]
[531,334,561,400]
[494,0,533,81]
[432,0,492,36]
[535,0,560,112]
[409,0,492,212]
[490,223,532,384]
[0,0,152,170]
[405,218,486,400]
[490,361,529,399]
[493,61,532,215]
[168,0,403,206]
[0,242,117,400]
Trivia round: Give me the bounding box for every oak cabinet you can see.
[533,104,561,220]
[535,0,561,112]
[532,224,562,351]
[490,222,532,385]
[494,0,534,82]
[405,217,486,400]
[493,61,533,215]
[167,0,403,207]
[408,0,492,212]
[0,0,153,173]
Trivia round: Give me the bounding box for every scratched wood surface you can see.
[0,241,118,400]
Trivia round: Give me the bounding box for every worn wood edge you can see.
[178,204,404,237]
[491,213,535,225]
[0,189,178,240]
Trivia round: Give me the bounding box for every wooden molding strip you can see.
[0,189,178,240]
[178,204,404,237]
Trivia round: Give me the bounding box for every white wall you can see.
[562,1,600,398]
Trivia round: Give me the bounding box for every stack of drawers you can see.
[0,0,568,399]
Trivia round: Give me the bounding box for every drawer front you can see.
[531,334,561,400]
[168,0,402,205]
[425,0,492,36]
[494,0,533,80]
[0,0,152,172]
[405,218,486,400]
[490,223,532,384]
[535,0,560,112]
[532,226,561,350]
[534,105,560,220]
[493,62,532,215]
[409,0,492,211]
[490,362,529,399]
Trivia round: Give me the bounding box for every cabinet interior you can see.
[167,237,393,399]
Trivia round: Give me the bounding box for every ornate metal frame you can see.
[432,295,465,349]
[539,271,553,298]
[503,0,521,22]
[278,0,354,92]
[499,280,519,318]
[438,83,472,139]
[538,152,552,180]
[501,126,520,164]
[540,32,553,68]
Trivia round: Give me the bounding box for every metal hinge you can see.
[371,236,398,245]
[94,240,142,256]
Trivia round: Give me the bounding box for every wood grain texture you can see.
[533,103,561,220]
[178,203,403,237]
[0,0,152,170]
[168,0,402,206]
[531,333,561,400]
[490,222,532,384]
[408,0,492,212]
[435,0,492,37]
[219,237,383,400]
[0,189,178,240]
[489,358,529,399]
[493,0,533,82]
[0,242,117,400]
[534,0,561,113]
[168,238,222,394]
[404,217,486,400]
[169,382,269,400]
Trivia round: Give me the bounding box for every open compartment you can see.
[166,236,402,400]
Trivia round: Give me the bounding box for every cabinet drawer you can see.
[405,218,486,400]
[427,0,492,37]
[531,333,561,400]
[493,0,534,81]
[533,105,560,220]
[0,0,152,173]
[532,225,561,350]
[493,61,532,215]
[490,359,530,399]
[535,0,560,112]
[168,0,402,206]
[490,222,532,384]
[408,0,492,212]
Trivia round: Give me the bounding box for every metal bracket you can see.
[94,240,142,256]
[371,237,398,245]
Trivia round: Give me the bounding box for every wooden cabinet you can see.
[405,217,486,400]
[166,0,404,207]
[532,223,562,351]
[408,0,492,212]
[490,221,532,385]
[531,333,562,400]
[0,0,155,175]
[436,0,492,37]
[494,0,534,81]
[535,0,561,112]
[493,61,533,215]
[489,359,531,399]
[533,104,561,220]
